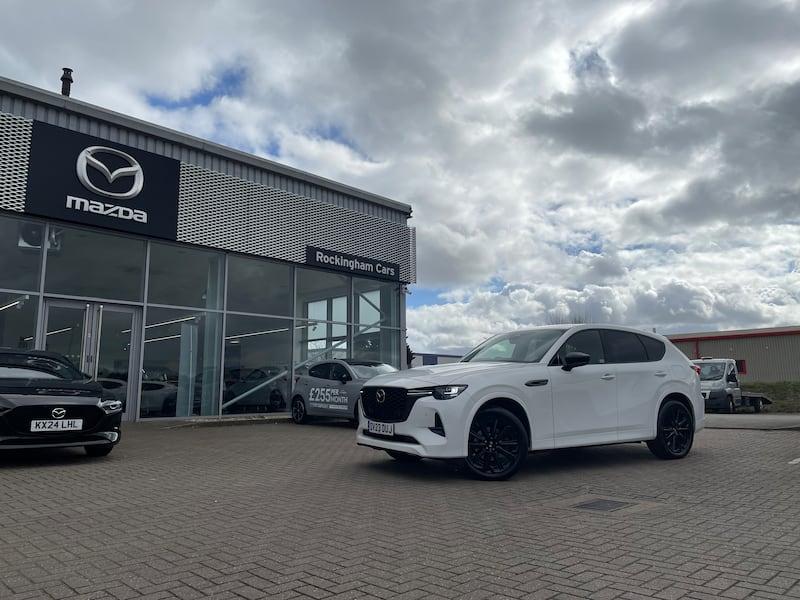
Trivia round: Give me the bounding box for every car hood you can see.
[364,361,531,388]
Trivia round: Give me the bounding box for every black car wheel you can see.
[753,397,763,413]
[291,396,307,424]
[85,444,113,457]
[385,449,423,462]
[464,407,528,480]
[269,389,285,411]
[727,396,735,414]
[647,399,694,460]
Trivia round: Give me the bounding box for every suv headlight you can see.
[432,385,468,400]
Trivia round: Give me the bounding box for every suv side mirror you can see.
[562,352,591,372]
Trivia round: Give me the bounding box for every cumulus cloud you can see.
[2,0,800,354]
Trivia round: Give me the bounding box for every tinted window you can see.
[330,364,350,380]
[601,330,648,363]
[308,364,331,379]
[639,335,665,361]
[552,329,605,366]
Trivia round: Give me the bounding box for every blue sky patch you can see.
[147,66,247,110]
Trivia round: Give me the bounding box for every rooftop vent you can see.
[60,68,73,96]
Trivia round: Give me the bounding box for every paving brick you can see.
[1,422,799,599]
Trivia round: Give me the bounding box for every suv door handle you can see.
[600,374,615,380]
[654,371,667,377]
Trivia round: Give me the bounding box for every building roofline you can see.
[0,75,412,216]
[668,325,800,343]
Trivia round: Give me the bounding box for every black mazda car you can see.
[0,349,123,456]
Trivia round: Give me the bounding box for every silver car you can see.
[291,359,397,424]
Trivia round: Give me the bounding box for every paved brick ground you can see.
[1,419,799,600]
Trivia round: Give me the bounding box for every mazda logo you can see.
[376,389,386,403]
[51,407,66,419]
[76,146,144,200]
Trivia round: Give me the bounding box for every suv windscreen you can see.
[462,328,568,363]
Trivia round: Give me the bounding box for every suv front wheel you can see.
[464,407,529,480]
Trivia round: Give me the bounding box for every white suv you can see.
[356,324,704,480]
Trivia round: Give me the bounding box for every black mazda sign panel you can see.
[25,121,180,240]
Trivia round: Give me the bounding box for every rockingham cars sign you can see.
[306,247,400,281]
[25,121,180,239]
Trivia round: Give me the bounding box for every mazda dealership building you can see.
[0,75,416,422]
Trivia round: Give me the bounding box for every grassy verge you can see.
[742,382,800,413]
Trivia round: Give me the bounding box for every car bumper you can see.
[356,396,468,459]
[0,413,122,450]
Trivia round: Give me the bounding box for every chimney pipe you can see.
[60,68,73,96]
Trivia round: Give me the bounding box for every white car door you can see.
[548,329,618,446]
[602,329,662,440]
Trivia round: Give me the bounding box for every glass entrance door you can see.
[42,301,139,420]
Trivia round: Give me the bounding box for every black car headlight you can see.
[98,398,124,414]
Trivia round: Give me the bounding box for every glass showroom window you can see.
[222,315,292,415]
[0,215,43,292]
[296,267,350,362]
[148,243,224,310]
[140,307,222,418]
[353,326,401,366]
[354,278,400,328]
[227,255,292,316]
[43,225,146,302]
[0,291,38,350]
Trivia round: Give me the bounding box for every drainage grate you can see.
[572,499,636,512]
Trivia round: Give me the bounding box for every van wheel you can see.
[753,397,763,413]
[291,396,307,424]
[647,399,694,460]
[726,397,735,413]
[464,407,528,480]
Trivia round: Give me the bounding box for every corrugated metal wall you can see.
[671,333,800,382]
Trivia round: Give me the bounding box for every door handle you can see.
[600,374,615,380]
[654,371,667,377]
[525,379,549,387]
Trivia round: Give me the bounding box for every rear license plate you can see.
[367,420,394,436]
[30,419,83,432]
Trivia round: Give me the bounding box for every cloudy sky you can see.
[2,0,800,354]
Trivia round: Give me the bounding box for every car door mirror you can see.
[562,352,591,372]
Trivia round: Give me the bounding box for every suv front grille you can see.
[361,387,417,422]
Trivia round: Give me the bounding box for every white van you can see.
[692,358,742,413]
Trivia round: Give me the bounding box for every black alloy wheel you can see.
[291,396,307,424]
[385,449,423,462]
[464,407,528,480]
[647,399,695,460]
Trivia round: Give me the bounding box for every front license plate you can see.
[367,420,394,436]
[30,419,83,432]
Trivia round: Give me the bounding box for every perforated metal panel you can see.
[179,164,416,282]
[0,112,32,212]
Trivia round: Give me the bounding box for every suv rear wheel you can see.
[647,399,694,459]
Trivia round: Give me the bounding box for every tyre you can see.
[269,389,285,411]
[647,399,695,460]
[753,397,763,413]
[85,444,113,457]
[464,407,528,480]
[385,450,423,462]
[726,396,735,414]
[291,396,308,424]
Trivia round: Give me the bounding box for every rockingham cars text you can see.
[357,324,704,480]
